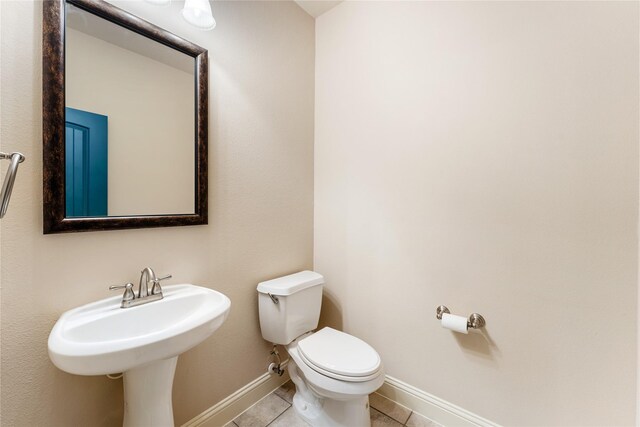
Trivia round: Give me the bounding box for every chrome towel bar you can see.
[0,152,25,219]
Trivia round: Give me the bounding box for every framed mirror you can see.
[43,0,208,234]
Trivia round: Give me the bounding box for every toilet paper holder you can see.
[436,305,486,329]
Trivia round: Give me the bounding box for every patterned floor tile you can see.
[370,407,404,427]
[268,407,310,427]
[274,380,296,404]
[233,393,290,427]
[369,392,412,424]
[405,411,442,427]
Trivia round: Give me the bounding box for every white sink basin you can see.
[49,284,230,375]
[48,284,231,426]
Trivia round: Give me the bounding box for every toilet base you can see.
[288,360,371,427]
[294,394,370,427]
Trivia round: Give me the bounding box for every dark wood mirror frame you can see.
[43,0,208,234]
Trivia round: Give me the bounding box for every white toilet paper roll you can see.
[441,313,468,334]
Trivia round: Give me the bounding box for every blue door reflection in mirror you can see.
[65,107,108,217]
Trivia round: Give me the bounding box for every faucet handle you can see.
[110,283,135,303]
[151,274,172,295]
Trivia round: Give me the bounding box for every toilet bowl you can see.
[286,329,385,426]
[257,271,385,427]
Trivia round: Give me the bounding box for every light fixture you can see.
[182,0,216,31]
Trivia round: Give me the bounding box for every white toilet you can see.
[257,271,385,427]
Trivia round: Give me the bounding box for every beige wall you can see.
[66,26,195,216]
[0,0,314,425]
[315,2,638,426]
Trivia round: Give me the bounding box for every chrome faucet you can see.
[138,267,157,298]
[110,267,172,308]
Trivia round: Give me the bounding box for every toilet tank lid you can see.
[257,271,324,296]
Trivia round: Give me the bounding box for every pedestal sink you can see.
[48,284,231,427]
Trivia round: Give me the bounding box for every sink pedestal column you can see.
[123,356,178,427]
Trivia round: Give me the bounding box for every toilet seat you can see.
[297,327,382,382]
[287,334,385,402]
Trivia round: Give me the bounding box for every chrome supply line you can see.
[0,152,25,219]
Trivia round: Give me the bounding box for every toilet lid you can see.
[297,327,381,379]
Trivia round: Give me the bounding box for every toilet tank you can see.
[257,271,324,345]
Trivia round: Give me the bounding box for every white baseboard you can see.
[182,360,290,427]
[377,376,500,427]
[182,366,498,427]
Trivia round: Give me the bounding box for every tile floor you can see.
[224,381,442,427]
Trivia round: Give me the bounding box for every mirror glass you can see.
[65,3,196,217]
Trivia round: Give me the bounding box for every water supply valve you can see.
[268,345,285,376]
